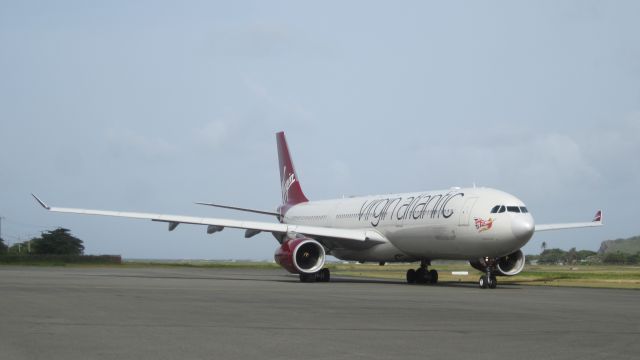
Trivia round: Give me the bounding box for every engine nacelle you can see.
[274,238,325,274]
[469,250,526,276]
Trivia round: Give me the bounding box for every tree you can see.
[576,250,597,261]
[541,241,547,254]
[0,237,7,255]
[602,251,640,265]
[5,239,32,255]
[538,248,567,264]
[602,252,626,265]
[32,228,84,255]
[566,247,578,265]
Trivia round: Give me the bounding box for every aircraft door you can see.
[458,197,478,226]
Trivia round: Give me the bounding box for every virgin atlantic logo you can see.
[357,192,464,227]
[281,166,296,203]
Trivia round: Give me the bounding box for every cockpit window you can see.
[493,205,525,213]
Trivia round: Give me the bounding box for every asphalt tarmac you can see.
[0,266,638,360]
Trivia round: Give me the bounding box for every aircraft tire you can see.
[479,275,488,289]
[415,268,427,284]
[406,269,416,284]
[429,270,438,284]
[300,273,315,283]
[321,268,331,282]
[488,276,497,289]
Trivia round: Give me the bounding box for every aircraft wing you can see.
[194,201,280,217]
[535,210,603,232]
[31,194,387,249]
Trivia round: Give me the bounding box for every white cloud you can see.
[583,113,640,184]
[197,120,230,148]
[242,75,313,125]
[412,128,603,197]
[328,160,352,190]
[106,129,175,158]
[521,133,602,188]
[208,24,294,58]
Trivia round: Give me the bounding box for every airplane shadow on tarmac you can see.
[324,276,524,289]
[86,272,524,290]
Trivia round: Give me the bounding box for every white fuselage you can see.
[283,187,535,262]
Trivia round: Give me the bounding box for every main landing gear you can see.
[478,257,498,289]
[406,260,438,285]
[299,268,330,283]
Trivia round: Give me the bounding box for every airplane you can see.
[32,131,603,289]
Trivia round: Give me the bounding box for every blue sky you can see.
[1,1,638,259]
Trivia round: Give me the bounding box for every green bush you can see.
[602,252,640,265]
[0,238,7,255]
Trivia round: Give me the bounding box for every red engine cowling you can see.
[274,238,325,274]
[469,249,526,276]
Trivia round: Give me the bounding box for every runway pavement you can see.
[1,266,638,360]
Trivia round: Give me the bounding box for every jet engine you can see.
[469,249,526,276]
[274,238,326,274]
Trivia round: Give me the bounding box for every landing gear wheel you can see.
[406,269,416,284]
[479,275,488,289]
[320,268,331,282]
[409,260,439,285]
[428,269,438,284]
[309,268,331,282]
[415,268,427,284]
[488,276,497,289]
[299,273,315,283]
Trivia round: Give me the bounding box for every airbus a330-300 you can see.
[33,132,602,289]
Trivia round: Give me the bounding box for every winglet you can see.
[31,194,51,210]
[593,210,602,223]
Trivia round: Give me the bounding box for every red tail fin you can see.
[276,132,308,206]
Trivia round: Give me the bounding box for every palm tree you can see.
[541,241,547,254]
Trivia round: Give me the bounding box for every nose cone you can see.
[511,216,535,244]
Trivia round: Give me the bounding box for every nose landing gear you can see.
[479,274,497,289]
[478,257,498,289]
[406,260,438,285]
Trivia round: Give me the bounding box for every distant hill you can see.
[598,235,640,255]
